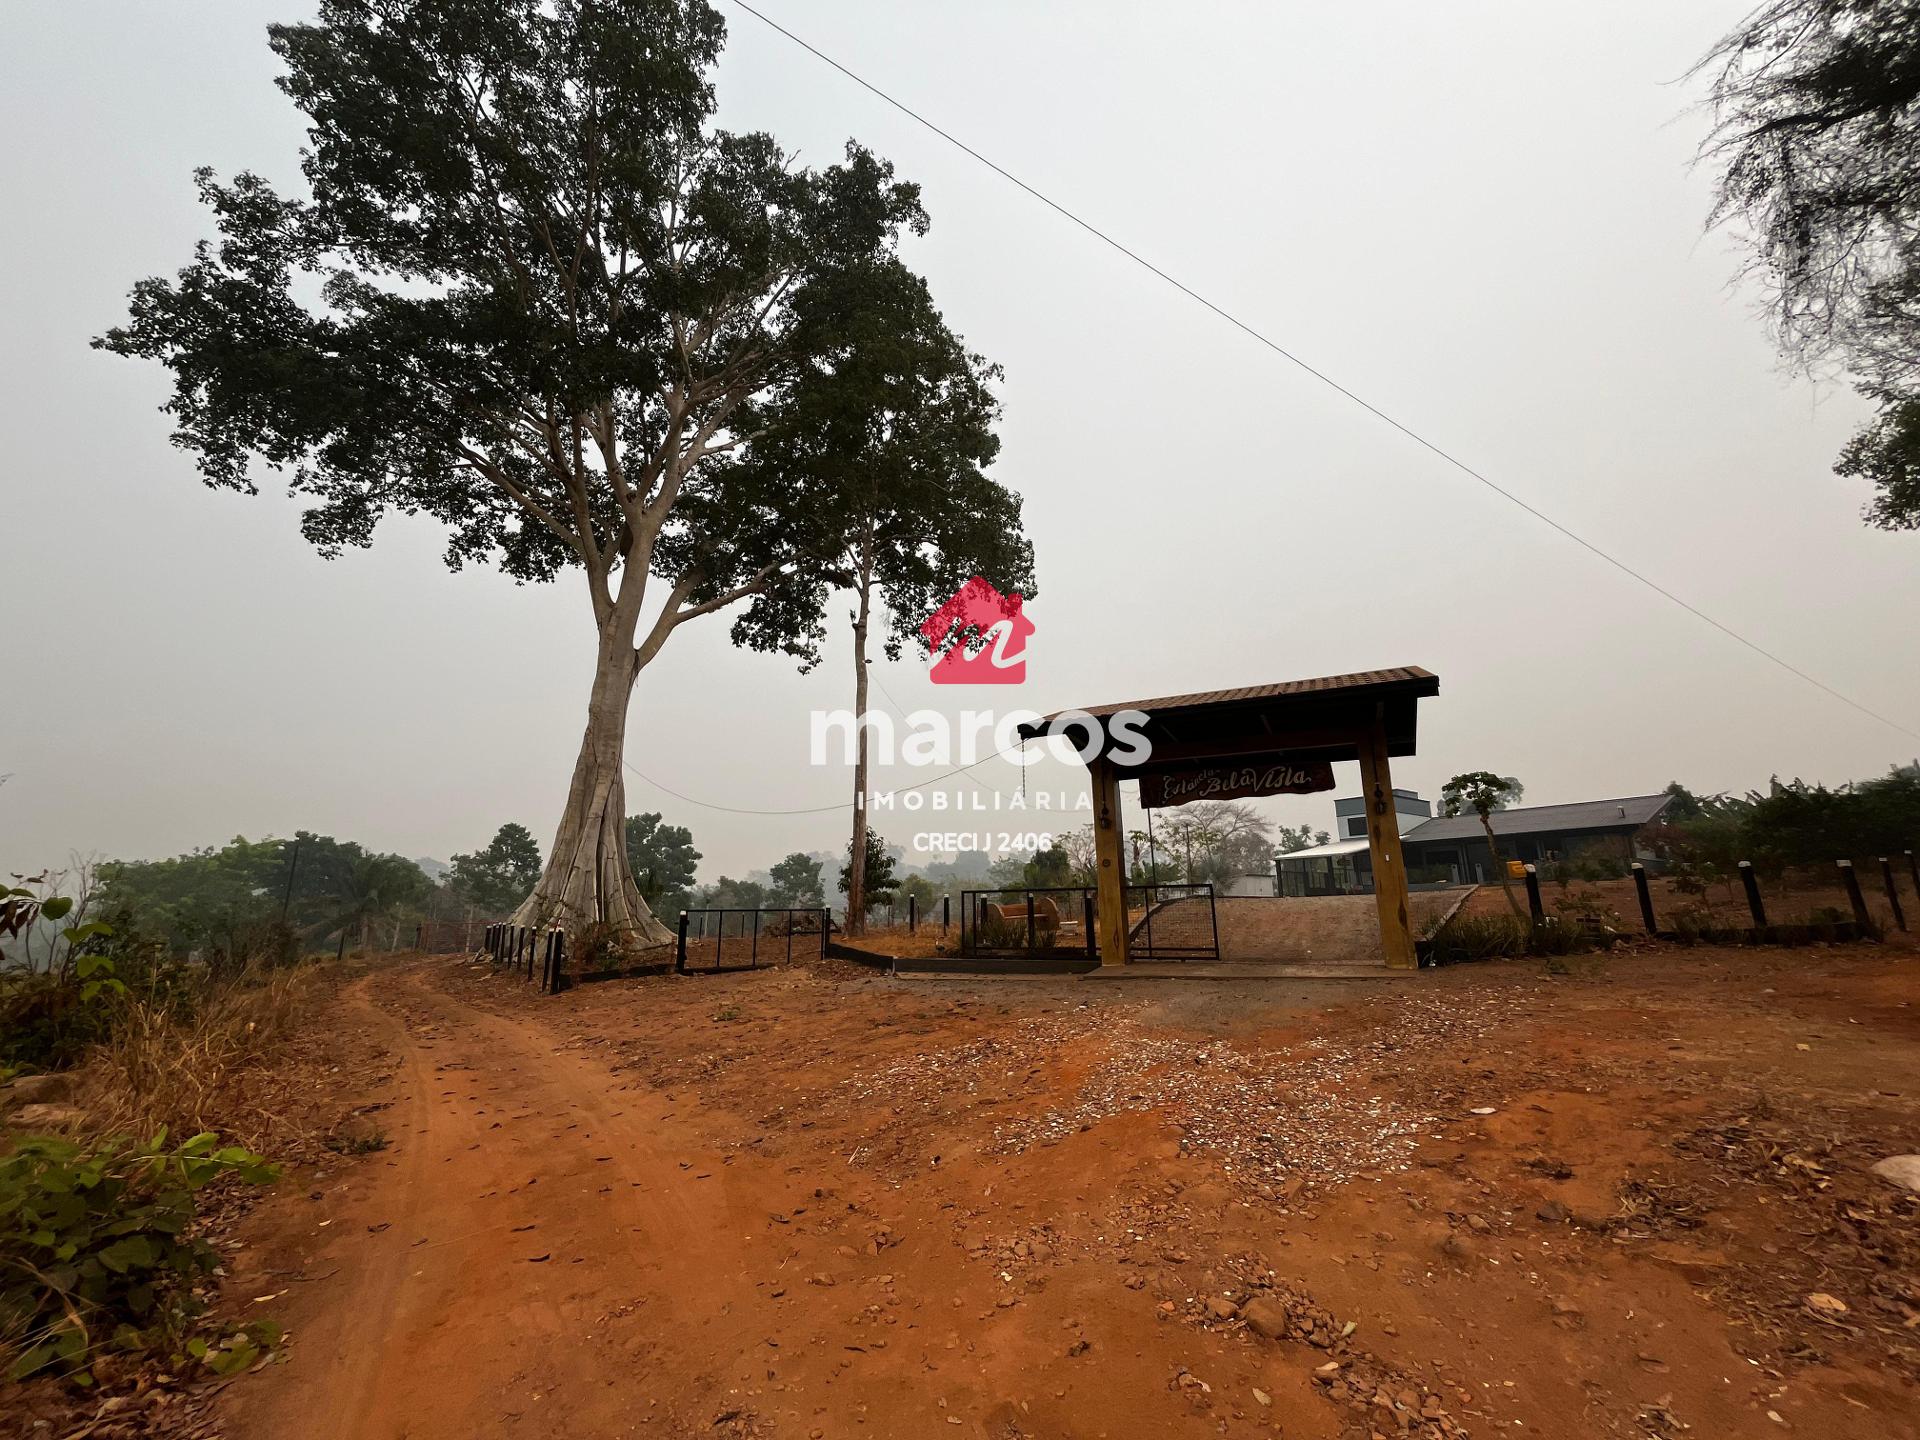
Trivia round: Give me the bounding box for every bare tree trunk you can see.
[1482,815,1526,919]
[846,546,874,938]
[510,616,673,946]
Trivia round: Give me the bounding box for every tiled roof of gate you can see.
[1030,667,1438,723]
[1401,794,1671,844]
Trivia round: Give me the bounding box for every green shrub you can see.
[0,1129,278,1382]
[1426,914,1530,965]
[1427,913,1601,965]
[0,973,114,1073]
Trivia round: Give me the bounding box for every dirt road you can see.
[215,950,1920,1439]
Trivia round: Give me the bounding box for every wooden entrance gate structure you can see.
[1019,668,1440,970]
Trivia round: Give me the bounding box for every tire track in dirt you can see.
[221,966,770,1440]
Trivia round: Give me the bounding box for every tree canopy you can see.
[448,823,543,913]
[766,852,826,909]
[838,830,898,916]
[95,0,971,943]
[625,812,701,913]
[1695,0,1920,527]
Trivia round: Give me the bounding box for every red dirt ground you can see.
[154,938,1920,1439]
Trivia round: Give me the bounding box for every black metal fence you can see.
[1600,856,1907,945]
[1126,881,1220,960]
[958,886,1097,958]
[955,881,1220,961]
[676,907,829,974]
[482,921,568,994]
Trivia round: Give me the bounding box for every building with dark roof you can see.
[1275,791,1671,895]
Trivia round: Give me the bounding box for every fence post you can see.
[1908,848,1919,895]
[676,910,690,975]
[1738,861,1768,932]
[820,907,829,962]
[1881,858,1908,932]
[1025,891,1036,953]
[1631,863,1658,934]
[414,924,422,951]
[551,929,567,993]
[1084,893,1096,958]
[1523,864,1545,927]
[1838,860,1872,931]
[942,894,950,933]
[909,894,917,934]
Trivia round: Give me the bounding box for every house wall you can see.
[1405,826,1644,879]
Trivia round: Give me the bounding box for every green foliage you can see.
[627,814,702,914]
[0,975,113,1074]
[569,921,633,974]
[1274,823,1331,854]
[0,1130,278,1382]
[1,876,73,945]
[1439,773,1524,819]
[1425,912,1596,966]
[95,832,428,964]
[765,853,825,909]
[839,832,899,916]
[1657,767,1920,872]
[897,873,938,917]
[1424,914,1531,965]
[185,1319,284,1378]
[448,823,542,914]
[693,877,770,912]
[1695,1,1920,529]
[96,0,945,669]
[1021,844,1072,890]
[0,920,128,1072]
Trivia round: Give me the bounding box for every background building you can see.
[1275,791,1671,895]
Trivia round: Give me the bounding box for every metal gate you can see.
[675,907,828,974]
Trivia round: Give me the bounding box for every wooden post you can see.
[1881,858,1907,932]
[1838,860,1872,930]
[1631,863,1658,934]
[675,910,690,974]
[1738,861,1768,931]
[1088,756,1131,967]
[909,893,917,934]
[1522,864,1546,927]
[1357,721,1417,970]
[942,894,950,933]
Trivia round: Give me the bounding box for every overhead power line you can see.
[725,0,1917,743]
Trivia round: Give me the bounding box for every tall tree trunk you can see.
[846,544,874,938]
[1481,814,1526,919]
[511,614,673,946]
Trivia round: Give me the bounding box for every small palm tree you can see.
[1442,772,1527,919]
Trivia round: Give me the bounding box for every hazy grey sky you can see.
[4,1,1917,885]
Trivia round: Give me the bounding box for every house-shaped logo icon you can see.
[921,577,1032,685]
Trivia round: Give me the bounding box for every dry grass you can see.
[73,963,341,1153]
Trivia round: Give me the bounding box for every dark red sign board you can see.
[1136,758,1336,809]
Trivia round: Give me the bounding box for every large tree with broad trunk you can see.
[97,0,956,945]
